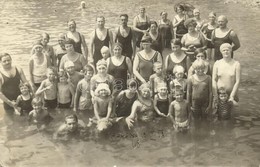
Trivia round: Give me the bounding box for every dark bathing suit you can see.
[115,27,133,59]
[66,32,82,54]
[135,16,149,48]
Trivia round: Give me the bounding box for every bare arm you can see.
[69,83,75,107]
[0,76,15,107]
[133,53,146,83]
[29,59,35,86]
[200,32,207,50]
[106,98,113,119]
[49,46,56,67]
[206,76,213,112]
[80,34,88,62]
[230,31,241,51]
[93,98,101,120]
[126,57,133,78]
[73,82,82,111]
[125,100,139,129]
[80,54,87,69]
[89,31,95,64]
[186,78,192,104]
[168,102,175,124]
[229,62,241,101]
[35,81,47,96]
[131,28,137,60]
[212,62,218,96]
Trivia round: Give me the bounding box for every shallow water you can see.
[0,0,260,166]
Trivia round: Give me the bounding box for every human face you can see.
[1,55,12,69]
[20,86,29,95]
[141,88,150,98]
[66,66,75,75]
[33,104,42,113]
[99,89,108,97]
[65,44,74,53]
[142,42,152,50]
[195,67,205,76]
[209,15,216,23]
[34,45,43,54]
[176,7,183,14]
[101,51,109,60]
[221,47,232,58]
[128,85,137,93]
[97,65,107,74]
[217,17,227,28]
[58,39,65,47]
[97,17,105,28]
[84,71,93,80]
[175,92,184,102]
[68,21,76,32]
[120,16,128,26]
[154,66,163,75]
[161,12,167,20]
[158,87,167,96]
[196,53,206,60]
[139,8,145,15]
[193,11,200,18]
[66,118,78,132]
[187,24,196,32]
[171,44,181,52]
[113,46,122,56]
[47,70,56,81]
[175,72,184,80]
[59,76,67,83]
[150,23,157,33]
[41,36,49,46]
[219,93,228,101]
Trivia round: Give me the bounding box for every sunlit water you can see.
[0,0,260,166]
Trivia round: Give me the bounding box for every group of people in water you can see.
[0,3,241,140]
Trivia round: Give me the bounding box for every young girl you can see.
[90,59,114,97]
[154,83,171,117]
[74,64,95,114]
[168,88,191,132]
[187,48,211,78]
[170,65,187,100]
[187,59,212,120]
[57,71,75,109]
[114,78,138,118]
[64,61,84,90]
[101,46,110,62]
[15,83,33,116]
[29,40,51,91]
[93,83,113,121]
[28,97,53,130]
[149,61,167,97]
[36,67,58,109]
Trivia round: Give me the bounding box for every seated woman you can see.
[212,43,241,103]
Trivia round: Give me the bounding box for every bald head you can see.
[217,15,228,28]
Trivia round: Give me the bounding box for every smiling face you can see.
[120,15,128,26]
[66,118,78,132]
[20,85,29,95]
[158,87,167,96]
[68,21,76,32]
[97,17,105,28]
[113,46,122,56]
[1,55,12,69]
[171,44,181,52]
[97,65,107,74]
[65,43,74,53]
[41,35,49,46]
[141,88,151,98]
[175,91,184,102]
[196,53,206,60]
[187,23,196,32]
[217,16,228,28]
[220,47,232,58]
[219,93,228,102]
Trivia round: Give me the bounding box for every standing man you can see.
[90,16,113,66]
[211,15,240,61]
[114,14,136,60]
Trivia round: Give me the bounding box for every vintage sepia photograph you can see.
[0,0,260,166]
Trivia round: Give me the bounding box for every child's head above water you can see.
[157,82,168,95]
[96,59,107,74]
[127,78,138,92]
[64,61,75,74]
[19,82,31,95]
[218,87,229,101]
[83,64,95,80]
[153,61,163,74]
[101,46,110,60]
[65,114,78,132]
[192,59,206,71]
[58,71,68,83]
[174,88,184,101]
[194,48,207,60]
[95,83,111,96]
[31,97,43,112]
[173,65,185,79]
[47,67,57,81]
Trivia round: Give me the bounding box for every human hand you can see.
[14,108,21,116]
[73,107,77,112]
[125,117,134,129]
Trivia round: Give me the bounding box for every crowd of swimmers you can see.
[0,2,241,140]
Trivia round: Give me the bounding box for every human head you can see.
[139,6,145,15]
[19,82,31,95]
[113,42,123,56]
[218,87,229,101]
[193,8,200,17]
[47,67,57,80]
[68,19,77,32]
[0,53,12,69]
[58,71,68,83]
[160,11,168,20]
[64,39,75,52]
[173,65,185,79]
[95,83,111,96]
[192,59,206,75]
[139,83,151,98]
[220,43,232,58]
[176,5,185,14]
[96,16,105,28]
[32,40,43,54]
[96,59,107,74]
[58,33,66,47]
[175,88,184,102]
[157,82,168,95]
[31,97,43,112]
[171,38,182,52]
[127,78,138,92]
[153,61,163,75]
[101,46,110,60]
[82,64,95,80]
[141,35,152,50]
[217,15,228,28]
[194,48,207,60]
[41,32,50,46]
[150,21,158,33]
[80,1,86,9]
[184,18,197,32]
[64,61,75,75]
[208,12,216,23]
[120,14,128,26]
[65,114,78,132]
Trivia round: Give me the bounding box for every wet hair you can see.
[41,32,50,40]
[184,18,197,28]
[82,64,95,73]
[153,61,162,70]
[171,38,182,47]
[120,14,128,19]
[150,21,158,27]
[65,114,78,123]
[31,97,43,106]
[19,82,31,90]
[173,65,185,74]
[58,71,68,79]
[192,59,206,69]
[127,78,138,88]
[96,16,105,21]
[194,48,206,59]
[0,53,11,61]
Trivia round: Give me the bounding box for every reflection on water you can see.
[0,0,260,166]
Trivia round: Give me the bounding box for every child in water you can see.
[74,64,95,115]
[36,67,58,109]
[57,71,75,109]
[168,88,191,132]
[53,114,87,141]
[170,65,187,100]
[149,61,167,97]
[14,83,33,116]
[64,61,84,89]
[187,59,212,120]
[153,82,171,117]
[28,97,53,130]
[100,46,110,62]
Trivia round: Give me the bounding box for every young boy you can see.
[170,65,187,100]
[149,62,167,97]
[64,61,84,90]
[28,97,53,130]
[36,67,58,109]
[100,46,110,62]
[168,88,191,132]
[74,64,94,115]
[53,114,86,140]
